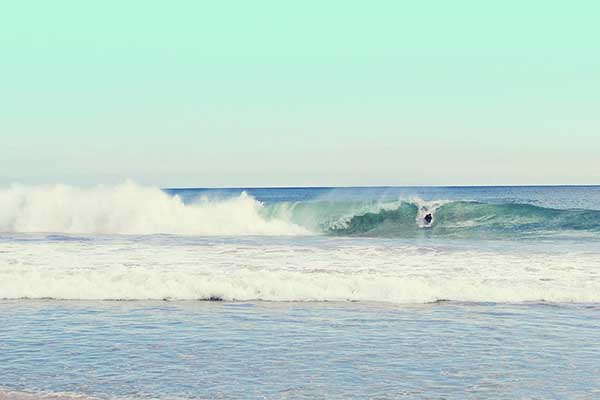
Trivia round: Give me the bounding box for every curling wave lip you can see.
[1,182,600,240]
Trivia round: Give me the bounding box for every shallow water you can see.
[1,301,599,399]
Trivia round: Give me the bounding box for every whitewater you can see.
[0,182,307,236]
[2,234,599,303]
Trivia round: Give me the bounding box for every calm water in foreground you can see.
[2,300,599,399]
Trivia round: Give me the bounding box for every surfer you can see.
[424,213,433,224]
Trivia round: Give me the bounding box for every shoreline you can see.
[0,391,92,400]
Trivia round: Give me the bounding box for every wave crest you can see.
[2,183,600,239]
[326,200,600,238]
[0,182,308,235]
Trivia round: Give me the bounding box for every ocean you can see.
[1,184,599,399]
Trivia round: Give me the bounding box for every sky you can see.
[1,0,599,187]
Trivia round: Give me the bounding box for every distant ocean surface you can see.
[1,184,599,399]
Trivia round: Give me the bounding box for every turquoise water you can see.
[1,185,599,399]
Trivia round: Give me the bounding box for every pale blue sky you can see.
[2,1,599,186]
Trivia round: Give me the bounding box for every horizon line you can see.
[165,183,600,190]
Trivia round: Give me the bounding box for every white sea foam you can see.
[0,182,307,236]
[0,389,93,400]
[1,237,599,303]
[411,197,449,228]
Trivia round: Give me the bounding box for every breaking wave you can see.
[1,182,600,239]
[0,182,307,236]
[323,200,600,239]
[266,198,600,239]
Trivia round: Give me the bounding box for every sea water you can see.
[1,184,599,399]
